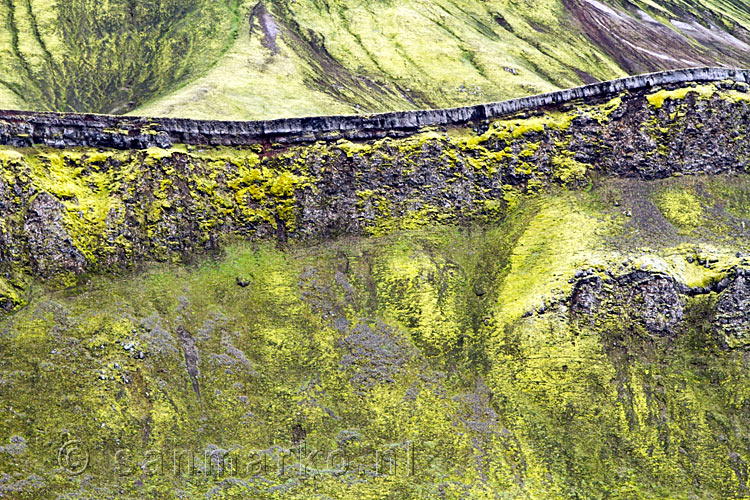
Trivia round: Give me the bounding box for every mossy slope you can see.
[3,1,750,119]
[2,174,750,499]
[0,0,240,114]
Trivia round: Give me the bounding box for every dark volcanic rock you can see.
[572,271,685,336]
[0,67,748,150]
[572,268,750,346]
[571,275,603,315]
[715,269,750,348]
[623,273,684,334]
[22,192,87,278]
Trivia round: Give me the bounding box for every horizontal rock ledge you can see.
[0,67,748,150]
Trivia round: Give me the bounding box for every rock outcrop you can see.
[715,269,750,348]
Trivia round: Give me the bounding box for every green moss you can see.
[335,139,373,158]
[705,176,750,220]
[0,144,312,278]
[0,0,241,114]
[131,0,625,120]
[0,276,24,311]
[654,243,735,288]
[21,150,130,264]
[721,89,750,104]
[587,95,623,124]
[467,112,575,150]
[502,184,523,211]
[143,147,174,166]
[2,0,750,122]
[647,84,717,109]
[493,192,616,326]
[551,153,590,185]
[366,204,454,237]
[654,187,704,232]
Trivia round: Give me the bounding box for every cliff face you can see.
[1,70,750,296]
[2,77,750,499]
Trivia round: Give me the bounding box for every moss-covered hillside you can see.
[0,0,241,115]
[3,174,750,499]
[3,0,750,119]
[1,82,750,499]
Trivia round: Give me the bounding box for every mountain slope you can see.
[132,0,626,119]
[0,0,240,114]
[3,0,750,119]
[2,60,750,500]
[2,94,750,496]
